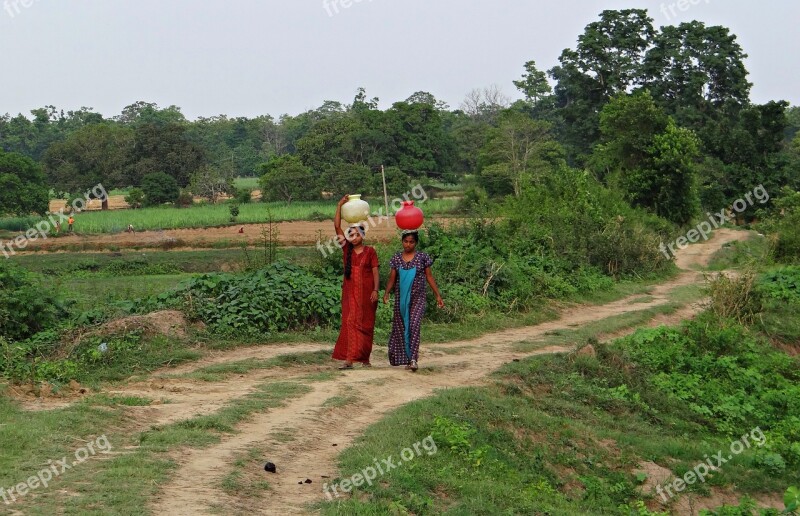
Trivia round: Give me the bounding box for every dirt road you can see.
[14,229,753,514]
[91,228,742,514]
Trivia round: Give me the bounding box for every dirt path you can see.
[130,229,750,514]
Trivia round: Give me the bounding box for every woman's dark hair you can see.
[402,231,419,243]
[344,242,354,279]
[343,226,364,279]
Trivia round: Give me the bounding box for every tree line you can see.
[1,8,799,223]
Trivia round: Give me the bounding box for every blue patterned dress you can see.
[388,251,434,366]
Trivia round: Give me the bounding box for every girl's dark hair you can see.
[344,242,354,279]
[402,231,419,243]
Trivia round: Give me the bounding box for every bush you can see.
[176,189,194,208]
[0,262,63,341]
[124,188,145,209]
[136,261,340,336]
[620,316,800,441]
[706,270,762,325]
[141,172,179,206]
[234,188,253,204]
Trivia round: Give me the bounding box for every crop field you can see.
[0,198,459,234]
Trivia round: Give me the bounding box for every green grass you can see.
[233,177,260,190]
[59,273,192,313]
[707,233,770,271]
[173,350,332,382]
[0,199,459,235]
[10,246,324,276]
[318,336,798,515]
[322,394,359,408]
[512,302,683,352]
[0,380,310,515]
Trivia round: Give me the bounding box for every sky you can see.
[2,0,798,120]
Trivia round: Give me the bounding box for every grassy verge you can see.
[170,350,332,382]
[706,233,770,271]
[318,325,799,515]
[0,380,310,515]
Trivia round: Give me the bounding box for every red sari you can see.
[333,246,378,363]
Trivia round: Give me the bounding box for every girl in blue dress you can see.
[382,231,444,371]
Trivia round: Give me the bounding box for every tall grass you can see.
[0,199,458,234]
[233,177,260,190]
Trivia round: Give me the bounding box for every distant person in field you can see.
[332,195,379,369]
[54,221,61,234]
[68,216,75,233]
[126,224,135,234]
[383,231,444,372]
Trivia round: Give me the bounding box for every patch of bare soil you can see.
[17,216,456,253]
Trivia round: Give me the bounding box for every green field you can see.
[0,198,459,234]
[233,176,260,190]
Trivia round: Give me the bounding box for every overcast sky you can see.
[2,0,798,120]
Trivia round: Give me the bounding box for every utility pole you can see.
[380,164,389,218]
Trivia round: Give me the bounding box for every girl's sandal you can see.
[404,363,412,370]
[410,360,418,372]
[338,363,354,370]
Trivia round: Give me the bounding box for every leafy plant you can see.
[135,262,340,336]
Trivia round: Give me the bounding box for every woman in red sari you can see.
[332,195,379,369]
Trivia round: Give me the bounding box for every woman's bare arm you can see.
[383,269,397,304]
[334,195,347,247]
[425,267,444,308]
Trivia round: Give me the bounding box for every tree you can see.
[478,112,561,197]
[141,172,179,206]
[43,124,133,209]
[127,123,206,187]
[189,164,235,204]
[642,21,751,125]
[548,9,656,159]
[319,163,374,198]
[386,101,453,178]
[115,101,187,127]
[513,61,552,104]
[594,92,699,224]
[259,156,317,205]
[374,166,411,199]
[0,150,49,216]
[460,85,511,122]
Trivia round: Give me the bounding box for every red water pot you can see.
[395,200,424,230]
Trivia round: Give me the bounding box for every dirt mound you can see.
[98,310,194,339]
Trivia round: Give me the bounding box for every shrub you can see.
[176,188,194,208]
[706,270,762,325]
[136,261,340,336]
[0,262,63,341]
[141,172,179,206]
[124,188,145,209]
[234,188,253,204]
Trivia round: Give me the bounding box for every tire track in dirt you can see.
[147,229,751,514]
